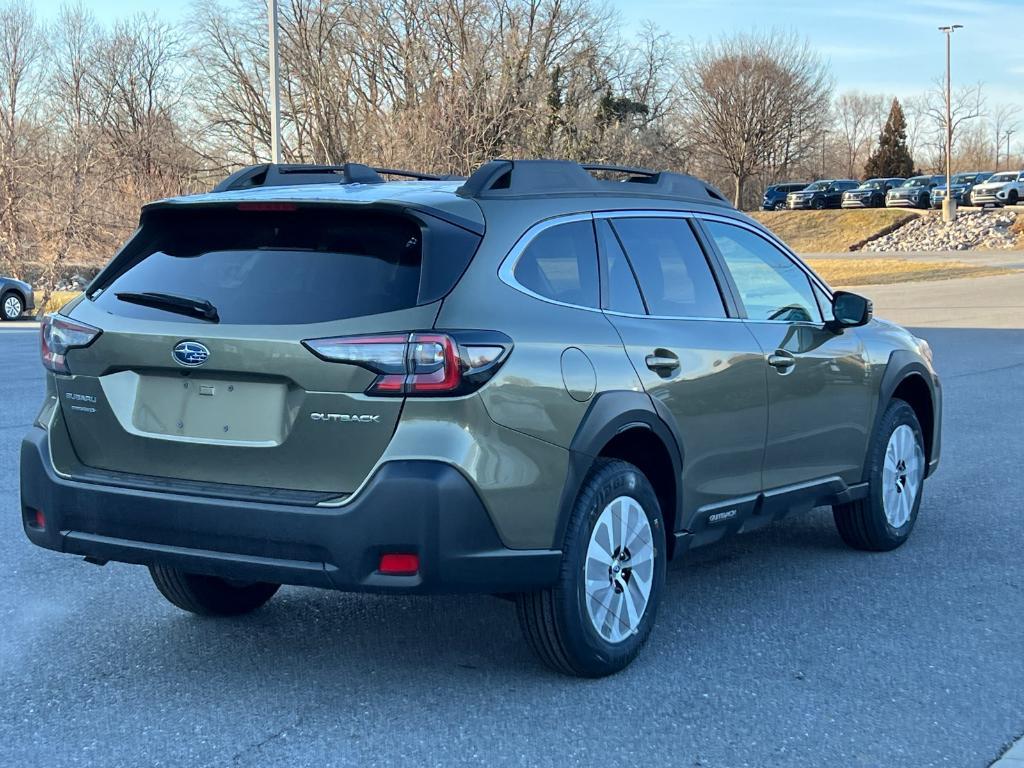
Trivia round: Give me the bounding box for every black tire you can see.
[149,565,280,616]
[773,201,786,211]
[918,194,930,209]
[516,458,667,677]
[1,291,23,321]
[1008,190,1019,206]
[812,198,825,210]
[833,398,926,552]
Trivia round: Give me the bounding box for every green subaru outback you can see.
[20,160,941,677]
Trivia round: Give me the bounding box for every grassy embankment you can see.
[752,208,1013,286]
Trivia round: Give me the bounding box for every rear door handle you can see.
[645,353,680,374]
[767,351,796,371]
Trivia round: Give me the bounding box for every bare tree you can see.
[991,103,1020,170]
[678,32,832,207]
[833,90,887,179]
[0,1,44,279]
[913,80,985,171]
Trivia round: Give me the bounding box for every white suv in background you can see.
[970,170,1024,207]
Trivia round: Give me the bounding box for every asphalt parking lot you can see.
[1,323,1022,768]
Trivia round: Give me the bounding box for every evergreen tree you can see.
[864,98,915,179]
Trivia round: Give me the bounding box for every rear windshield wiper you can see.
[115,291,220,322]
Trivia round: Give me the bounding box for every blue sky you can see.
[31,0,1024,111]
[618,0,1024,111]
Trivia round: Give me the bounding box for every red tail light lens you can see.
[40,314,101,374]
[302,330,510,396]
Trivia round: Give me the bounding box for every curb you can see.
[0,321,39,330]
[992,734,1024,767]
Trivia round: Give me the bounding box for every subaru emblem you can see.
[172,341,210,367]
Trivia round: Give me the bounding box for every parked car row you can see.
[763,169,1024,211]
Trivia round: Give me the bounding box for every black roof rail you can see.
[213,162,386,192]
[372,167,453,181]
[456,159,731,207]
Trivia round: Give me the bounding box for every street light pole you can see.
[939,24,962,223]
[268,0,283,164]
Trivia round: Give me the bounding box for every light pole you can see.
[1007,128,1017,171]
[268,0,283,164]
[939,24,962,223]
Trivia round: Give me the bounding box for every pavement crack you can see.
[219,711,309,767]
[945,360,1024,381]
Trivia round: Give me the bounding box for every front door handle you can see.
[645,353,680,374]
[767,351,796,371]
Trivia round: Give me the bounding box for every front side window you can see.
[512,220,599,308]
[609,217,726,318]
[704,221,822,324]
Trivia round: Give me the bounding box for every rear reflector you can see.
[24,508,45,530]
[379,553,419,575]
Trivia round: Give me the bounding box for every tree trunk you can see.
[733,174,745,209]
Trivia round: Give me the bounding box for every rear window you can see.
[91,206,479,325]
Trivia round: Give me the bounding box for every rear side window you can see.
[595,219,645,315]
[91,206,480,325]
[609,217,726,318]
[512,220,599,308]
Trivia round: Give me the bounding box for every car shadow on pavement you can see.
[110,507,876,682]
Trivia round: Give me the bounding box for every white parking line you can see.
[991,734,1024,766]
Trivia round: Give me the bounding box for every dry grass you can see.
[39,291,81,315]
[806,258,1012,287]
[750,209,921,253]
[1012,215,1024,247]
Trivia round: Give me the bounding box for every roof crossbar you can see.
[213,163,388,192]
[455,159,731,207]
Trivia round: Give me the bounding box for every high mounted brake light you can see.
[236,202,298,212]
[40,314,101,374]
[302,331,511,396]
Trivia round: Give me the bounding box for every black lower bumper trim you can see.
[20,428,561,594]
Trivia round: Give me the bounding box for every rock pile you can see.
[862,209,1019,252]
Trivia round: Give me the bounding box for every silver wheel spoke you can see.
[881,424,923,528]
[582,495,656,645]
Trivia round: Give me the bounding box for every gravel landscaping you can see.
[863,209,1020,252]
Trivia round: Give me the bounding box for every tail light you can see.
[302,330,511,396]
[40,314,101,374]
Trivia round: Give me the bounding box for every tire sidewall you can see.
[557,462,666,675]
[866,400,926,544]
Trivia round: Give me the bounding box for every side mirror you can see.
[829,291,873,329]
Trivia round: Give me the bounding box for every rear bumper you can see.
[20,427,561,594]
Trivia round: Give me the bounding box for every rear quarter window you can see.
[511,220,599,309]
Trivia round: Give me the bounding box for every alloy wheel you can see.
[583,496,656,644]
[3,295,22,320]
[881,424,924,528]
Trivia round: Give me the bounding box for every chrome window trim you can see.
[497,207,834,323]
